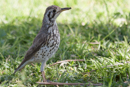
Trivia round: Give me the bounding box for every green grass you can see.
[0,0,130,87]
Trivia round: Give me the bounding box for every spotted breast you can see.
[34,22,60,62]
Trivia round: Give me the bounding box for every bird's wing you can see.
[24,32,47,63]
[14,32,48,74]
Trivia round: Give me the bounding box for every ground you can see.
[0,0,130,87]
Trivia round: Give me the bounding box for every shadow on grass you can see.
[0,15,130,86]
[0,74,15,85]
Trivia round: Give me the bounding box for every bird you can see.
[13,5,71,82]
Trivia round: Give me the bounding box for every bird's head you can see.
[43,5,71,24]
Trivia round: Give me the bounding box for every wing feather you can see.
[13,32,47,74]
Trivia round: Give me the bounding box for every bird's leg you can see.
[41,60,48,82]
[42,71,47,82]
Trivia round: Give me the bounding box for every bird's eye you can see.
[53,10,56,13]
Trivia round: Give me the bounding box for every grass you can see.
[0,0,130,86]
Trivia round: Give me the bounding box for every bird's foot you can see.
[41,71,47,82]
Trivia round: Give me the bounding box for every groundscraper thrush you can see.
[14,5,71,82]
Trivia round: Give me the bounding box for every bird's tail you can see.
[13,61,28,74]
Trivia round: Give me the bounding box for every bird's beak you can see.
[60,7,71,12]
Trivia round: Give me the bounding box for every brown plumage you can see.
[13,5,71,82]
[14,32,47,73]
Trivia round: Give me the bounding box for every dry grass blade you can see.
[49,59,85,66]
[37,82,103,86]
[90,61,130,73]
